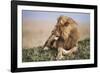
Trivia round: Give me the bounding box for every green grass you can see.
[22,38,90,62]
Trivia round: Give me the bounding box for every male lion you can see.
[43,16,80,60]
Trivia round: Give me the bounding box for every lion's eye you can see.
[64,22,69,26]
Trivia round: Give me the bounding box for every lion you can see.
[43,15,80,60]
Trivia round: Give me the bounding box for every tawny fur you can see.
[43,16,80,59]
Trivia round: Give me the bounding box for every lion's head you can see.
[57,15,77,26]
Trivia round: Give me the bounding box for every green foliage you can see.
[22,38,90,62]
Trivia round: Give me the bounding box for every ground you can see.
[22,38,90,62]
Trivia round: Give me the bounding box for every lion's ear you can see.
[67,17,77,24]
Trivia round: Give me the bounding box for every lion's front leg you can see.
[56,47,64,60]
[62,46,78,55]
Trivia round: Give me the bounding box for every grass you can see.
[22,38,90,62]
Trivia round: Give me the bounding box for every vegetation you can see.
[22,38,90,62]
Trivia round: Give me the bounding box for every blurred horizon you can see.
[22,10,90,49]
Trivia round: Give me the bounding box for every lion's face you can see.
[48,16,70,43]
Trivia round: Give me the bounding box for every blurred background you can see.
[22,10,90,49]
